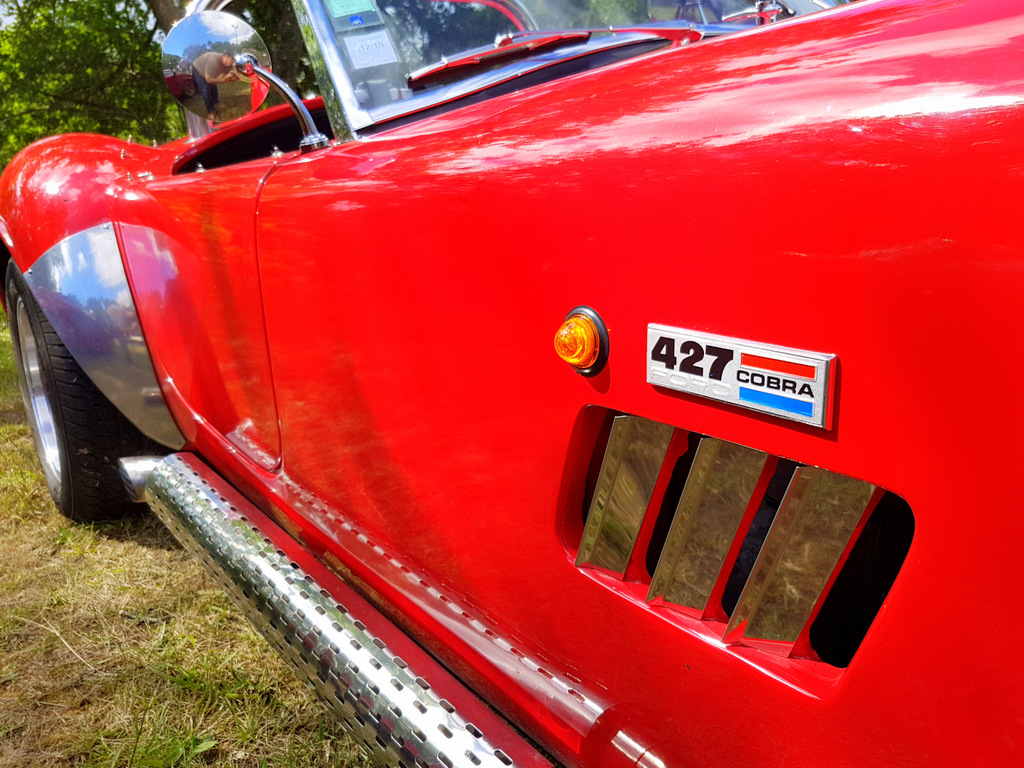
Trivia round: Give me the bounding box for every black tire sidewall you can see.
[5,259,154,522]
[6,262,71,510]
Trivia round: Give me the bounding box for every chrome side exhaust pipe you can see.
[120,453,548,768]
[120,456,163,503]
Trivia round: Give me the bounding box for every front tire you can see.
[6,261,159,522]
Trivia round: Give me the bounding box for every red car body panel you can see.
[248,2,1024,763]
[117,158,283,466]
[0,134,146,270]
[2,0,1022,765]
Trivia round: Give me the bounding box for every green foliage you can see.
[0,316,20,416]
[0,0,183,170]
[577,0,650,27]
[245,0,319,98]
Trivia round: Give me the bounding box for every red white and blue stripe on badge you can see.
[737,353,816,418]
[646,323,835,429]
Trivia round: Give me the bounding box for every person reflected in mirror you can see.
[191,52,240,120]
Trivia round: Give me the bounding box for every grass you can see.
[0,316,369,767]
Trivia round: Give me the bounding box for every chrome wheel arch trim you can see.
[22,224,186,450]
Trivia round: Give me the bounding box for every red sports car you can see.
[2,0,1021,765]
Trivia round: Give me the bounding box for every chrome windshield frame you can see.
[289,0,686,139]
[290,0,371,136]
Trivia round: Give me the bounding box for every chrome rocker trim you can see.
[23,224,186,449]
[124,453,549,768]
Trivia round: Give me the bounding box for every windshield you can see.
[324,0,652,71]
[300,0,848,129]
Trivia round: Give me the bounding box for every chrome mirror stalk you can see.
[234,54,330,153]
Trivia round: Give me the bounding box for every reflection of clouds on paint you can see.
[328,200,364,214]
[115,225,180,312]
[706,11,1024,79]
[850,92,1024,119]
[123,225,179,276]
[33,154,118,205]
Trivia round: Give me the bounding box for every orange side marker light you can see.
[554,312,601,370]
[557,309,602,376]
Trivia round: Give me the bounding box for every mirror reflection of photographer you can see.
[191,52,240,118]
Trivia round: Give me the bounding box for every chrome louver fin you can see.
[575,413,912,667]
[725,467,877,651]
[647,438,768,614]
[575,415,674,575]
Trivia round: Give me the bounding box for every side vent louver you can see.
[576,415,674,575]
[576,413,913,667]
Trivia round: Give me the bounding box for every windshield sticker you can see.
[647,324,836,429]
[327,0,376,17]
[344,30,399,69]
[327,0,384,30]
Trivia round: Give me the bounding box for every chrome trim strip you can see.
[647,438,767,610]
[140,453,548,768]
[277,474,608,746]
[576,415,674,576]
[23,225,186,449]
[725,466,876,646]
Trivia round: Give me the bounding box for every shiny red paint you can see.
[1,0,1022,765]
[0,134,164,269]
[251,1,1024,764]
[116,157,283,466]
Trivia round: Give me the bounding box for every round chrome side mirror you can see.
[162,11,272,123]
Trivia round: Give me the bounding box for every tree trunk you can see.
[146,0,186,32]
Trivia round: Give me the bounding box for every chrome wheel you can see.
[15,294,62,498]
[7,260,159,521]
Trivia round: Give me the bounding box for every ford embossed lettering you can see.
[647,324,836,428]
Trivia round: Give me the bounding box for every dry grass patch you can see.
[0,317,367,767]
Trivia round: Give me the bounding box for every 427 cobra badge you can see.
[646,324,836,429]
